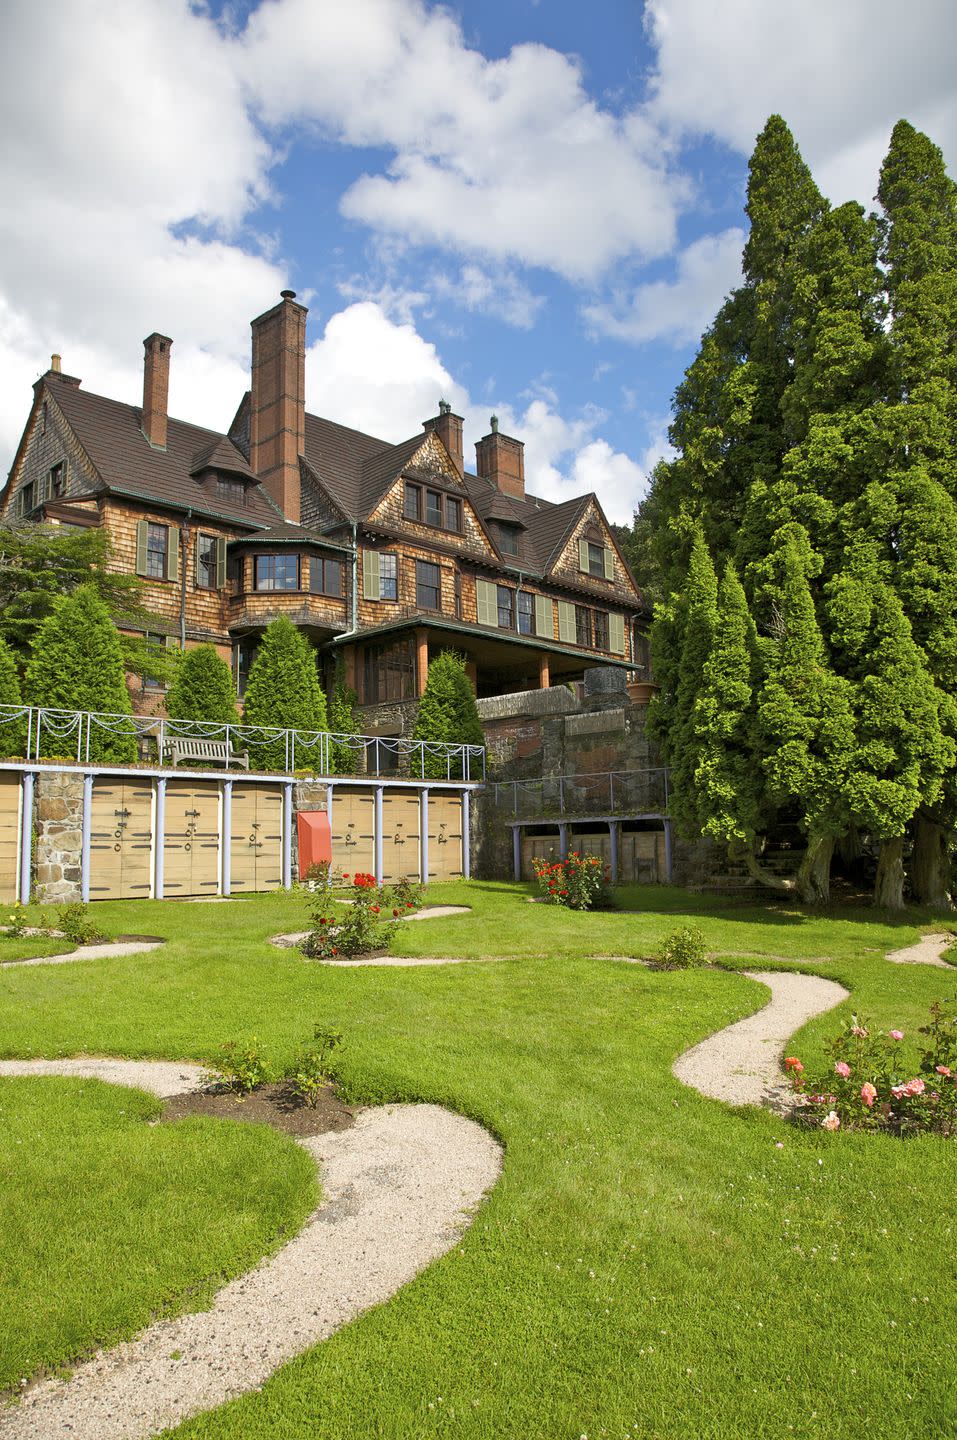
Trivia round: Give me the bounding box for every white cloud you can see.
[432,266,545,330]
[644,0,957,205]
[584,228,744,346]
[236,0,687,281]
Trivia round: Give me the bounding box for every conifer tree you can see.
[662,529,719,839]
[24,584,135,763]
[0,637,25,757]
[328,663,360,775]
[241,617,327,772]
[412,651,484,780]
[165,644,239,727]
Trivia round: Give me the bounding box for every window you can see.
[362,637,416,704]
[576,605,592,647]
[496,522,520,556]
[234,636,260,697]
[425,489,442,527]
[310,555,343,597]
[229,553,245,591]
[254,553,299,591]
[497,585,515,629]
[143,632,172,690]
[587,542,605,577]
[146,522,170,579]
[446,496,462,533]
[19,481,34,516]
[416,560,440,611]
[50,463,64,497]
[216,475,246,505]
[593,610,609,651]
[404,483,421,521]
[196,533,219,589]
[380,552,398,601]
[518,590,533,636]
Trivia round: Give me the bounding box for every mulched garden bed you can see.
[161,1080,359,1138]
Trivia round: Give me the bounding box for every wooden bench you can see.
[160,737,250,770]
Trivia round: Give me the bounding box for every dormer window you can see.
[496,522,520,557]
[216,475,246,505]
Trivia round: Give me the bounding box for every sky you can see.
[0,1,954,524]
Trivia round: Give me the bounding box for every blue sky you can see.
[1,0,954,521]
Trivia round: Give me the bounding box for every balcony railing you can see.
[0,704,485,782]
[488,768,669,817]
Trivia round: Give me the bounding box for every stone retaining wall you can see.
[34,770,84,903]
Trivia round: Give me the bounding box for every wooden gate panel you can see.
[619,831,663,883]
[331,789,375,877]
[89,781,153,899]
[520,830,560,882]
[427,792,464,880]
[230,784,283,893]
[381,791,420,883]
[164,781,220,897]
[0,774,20,904]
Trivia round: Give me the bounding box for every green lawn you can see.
[1,882,955,1439]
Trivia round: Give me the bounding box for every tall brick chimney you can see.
[249,290,306,522]
[422,399,464,475]
[475,415,524,499]
[142,333,172,450]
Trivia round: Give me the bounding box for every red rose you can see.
[371,905,380,913]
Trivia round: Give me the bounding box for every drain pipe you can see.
[179,511,193,650]
[349,521,358,635]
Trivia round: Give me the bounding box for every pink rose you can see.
[935,1065,952,1077]
[822,1111,841,1131]
[851,1025,868,1038]
[860,1082,877,1107]
[834,1061,851,1078]
[903,1077,925,1097]
[891,1084,906,1099]
[889,1030,904,1041]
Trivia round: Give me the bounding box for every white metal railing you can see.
[0,704,485,782]
[489,768,669,816]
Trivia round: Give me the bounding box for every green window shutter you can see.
[609,613,625,655]
[135,519,149,577]
[534,594,552,638]
[166,526,179,584]
[578,537,589,572]
[603,547,615,581]
[362,549,380,601]
[476,578,497,627]
[557,600,576,644]
[194,534,205,585]
[215,537,227,589]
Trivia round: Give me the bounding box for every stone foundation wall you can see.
[34,770,84,903]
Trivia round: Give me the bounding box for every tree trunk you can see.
[795,832,835,906]
[732,840,797,895]
[874,835,906,910]
[910,815,953,909]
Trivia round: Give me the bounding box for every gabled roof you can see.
[46,378,276,528]
[190,435,254,480]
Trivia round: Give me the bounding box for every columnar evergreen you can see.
[411,651,484,780]
[0,637,25,757]
[240,618,327,772]
[327,664,360,775]
[165,645,239,727]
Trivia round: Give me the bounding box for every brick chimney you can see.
[141,334,172,449]
[422,399,464,475]
[475,415,524,499]
[249,290,306,522]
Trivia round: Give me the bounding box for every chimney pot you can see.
[422,402,464,476]
[142,332,173,450]
[50,353,61,374]
[280,289,296,300]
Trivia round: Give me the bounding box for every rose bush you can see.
[532,852,610,911]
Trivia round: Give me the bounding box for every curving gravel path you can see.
[0,1061,501,1440]
[0,938,164,969]
[886,932,955,968]
[672,970,849,1113]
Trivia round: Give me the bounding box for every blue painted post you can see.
[282,782,293,889]
[462,789,471,880]
[221,780,232,897]
[420,787,429,885]
[663,819,673,882]
[609,819,619,886]
[80,772,93,902]
[19,771,34,904]
[374,786,384,885]
[512,824,522,881]
[559,823,568,861]
[154,776,166,900]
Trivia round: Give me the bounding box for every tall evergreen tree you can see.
[327,663,360,775]
[241,617,327,772]
[412,651,484,780]
[659,529,719,839]
[24,585,135,763]
[0,637,25,757]
[166,645,238,727]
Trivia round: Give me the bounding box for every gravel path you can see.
[886,932,955,968]
[0,1063,502,1440]
[0,1056,205,1096]
[673,970,849,1112]
[0,939,164,969]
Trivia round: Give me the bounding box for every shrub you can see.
[328,665,360,775]
[301,885,398,960]
[0,637,25,757]
[785,1001,957,1136]
[166,644,238,726]
[2,902,29,938]
[240,617,327,772]
[655,925,707,968]
[388,876,422,913]
[206,1038,271,1096]
[411,650,484,779]
[287,1025,344,1106]
[532,851,610,910]
[54,902,106,945]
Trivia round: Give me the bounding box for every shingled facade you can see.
[1,293,647,728]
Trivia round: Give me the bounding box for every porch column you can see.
[282,782,293,889]
[154,777,166,900]
[221,780,232,896]
[538,652,550,689]
[558,823,568,861]
[609,818,619,887]
[374,785,384,885]
[19,771,34,904]
[419,787,429,885]
[80,772,93,903]
[512,824,522,882]
[663,819,673,883]
[462,790,471,879]
[415,629,429,696]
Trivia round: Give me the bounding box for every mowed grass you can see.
[0,882,955,1438]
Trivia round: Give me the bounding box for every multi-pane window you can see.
[196,533,218,588]
[146,522,170,579]
[19,482,34,516]
[310,555,343,597]
[496,522,520,556]
[379,552,398,601]
[425,489,442,526]
[254,553,299,591]
[587,541,605,577]
[234,636,259,697]
[50,463,64,497]
[229,553,245,591]
[593,610,609,651]
[362,637,416,703]
[416,560,441,611]
[497,585,515,629]
[576,605,592,647]
[403,483,421,520]
[446,497,462,532]
[216,476,246,505]
[518,590,534,635]
[143,632,170,690]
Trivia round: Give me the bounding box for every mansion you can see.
[1,292,647,729]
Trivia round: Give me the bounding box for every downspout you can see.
[349,521,358,635]
[179,510,192,650]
